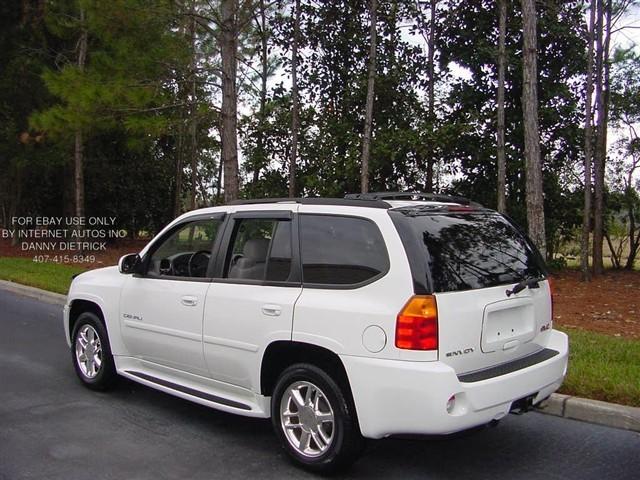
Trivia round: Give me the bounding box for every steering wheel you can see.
[188,250,211,277]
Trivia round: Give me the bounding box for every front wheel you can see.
[71,312,117,390]
[271,363,364,473]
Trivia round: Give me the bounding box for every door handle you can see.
[261,304,282,316]
[181,296,198,307]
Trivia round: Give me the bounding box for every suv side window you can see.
[148,218,222,278]
[225,218,293,282]
[299,214,389,286]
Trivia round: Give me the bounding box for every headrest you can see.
[243,238,270,260]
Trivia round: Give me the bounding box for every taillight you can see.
[395,295,438,350]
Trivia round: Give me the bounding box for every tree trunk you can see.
[496,0,507,214]
[74,7,88,220]
[604,232,621,268]
[360,0,377,194]
[189,10,198,210]
[221,0,239,203]
[600,0,612,260]
[592,0,606,275]
[581,0,597,281]
[254,0,268,184]
[216,154,223,205]
[627,230,640,270]
[9,165,22,247]
[425,0,436,193]
[624,159,639,269]
[288,0,301,198]
[173,122,184,217]
[174,10,188,217]
[626,200,639,269]
[520,0,546,258]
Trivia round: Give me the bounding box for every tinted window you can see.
[149,219,221,278]
[226,218,293,282]
[300,215,389,285]
[400,212,545,292]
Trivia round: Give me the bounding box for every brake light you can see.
[395,295,438,350]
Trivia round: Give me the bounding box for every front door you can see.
[120,215,224,377]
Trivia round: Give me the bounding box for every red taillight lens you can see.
[395,295,438,350]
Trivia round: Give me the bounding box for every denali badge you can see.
[446,347,475,357]
[123,313,143,322]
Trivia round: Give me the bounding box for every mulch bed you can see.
[552,269,640,339]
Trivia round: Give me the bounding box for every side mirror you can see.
[118,253,141,274]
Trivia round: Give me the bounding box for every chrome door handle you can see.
[261,304,282,316]
[181,296,198,307]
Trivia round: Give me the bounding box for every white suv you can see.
[64,193,568,472]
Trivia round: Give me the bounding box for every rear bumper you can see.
[341,329,568,439]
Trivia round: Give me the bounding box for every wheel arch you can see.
[260,341,353,400]
[68,299,106,343]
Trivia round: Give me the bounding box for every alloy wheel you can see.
[75,324,103,379]
[280,381,335,458]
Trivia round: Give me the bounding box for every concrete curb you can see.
[537,393,640,433]
[0,280,67,306]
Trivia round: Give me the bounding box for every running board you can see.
[124,370,252,411]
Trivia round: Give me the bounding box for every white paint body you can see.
[64,201,569,438]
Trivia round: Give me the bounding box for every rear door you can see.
[202,207,302,390]
[393,210,553,374]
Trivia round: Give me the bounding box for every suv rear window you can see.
[395,211,546,293]
[299,214,389,286]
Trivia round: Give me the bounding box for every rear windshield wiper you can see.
[505,276,543,297]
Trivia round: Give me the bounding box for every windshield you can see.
[398,211,546,293]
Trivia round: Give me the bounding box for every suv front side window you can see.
[147,218,222,278]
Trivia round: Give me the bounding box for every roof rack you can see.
[227,193,482,209]
[228,197,390,209]
[344,192,475,205]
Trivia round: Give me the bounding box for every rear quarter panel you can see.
[292,205,433,361]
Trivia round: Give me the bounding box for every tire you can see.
[71,312,117,391]
[271,363,365,473]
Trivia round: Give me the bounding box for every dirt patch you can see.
[552,269,640,339]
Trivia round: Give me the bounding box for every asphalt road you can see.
[1,289,638,480]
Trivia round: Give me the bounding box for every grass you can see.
[0,257,86,294]
[558,327,640,407]
[0,257,638,407]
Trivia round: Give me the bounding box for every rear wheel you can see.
[271,363,364,473]
[71,312,117,390]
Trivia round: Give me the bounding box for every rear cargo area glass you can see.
[401,212,545,292]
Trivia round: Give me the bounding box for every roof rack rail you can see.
[344,192,475,205]
[228,197,390,209]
